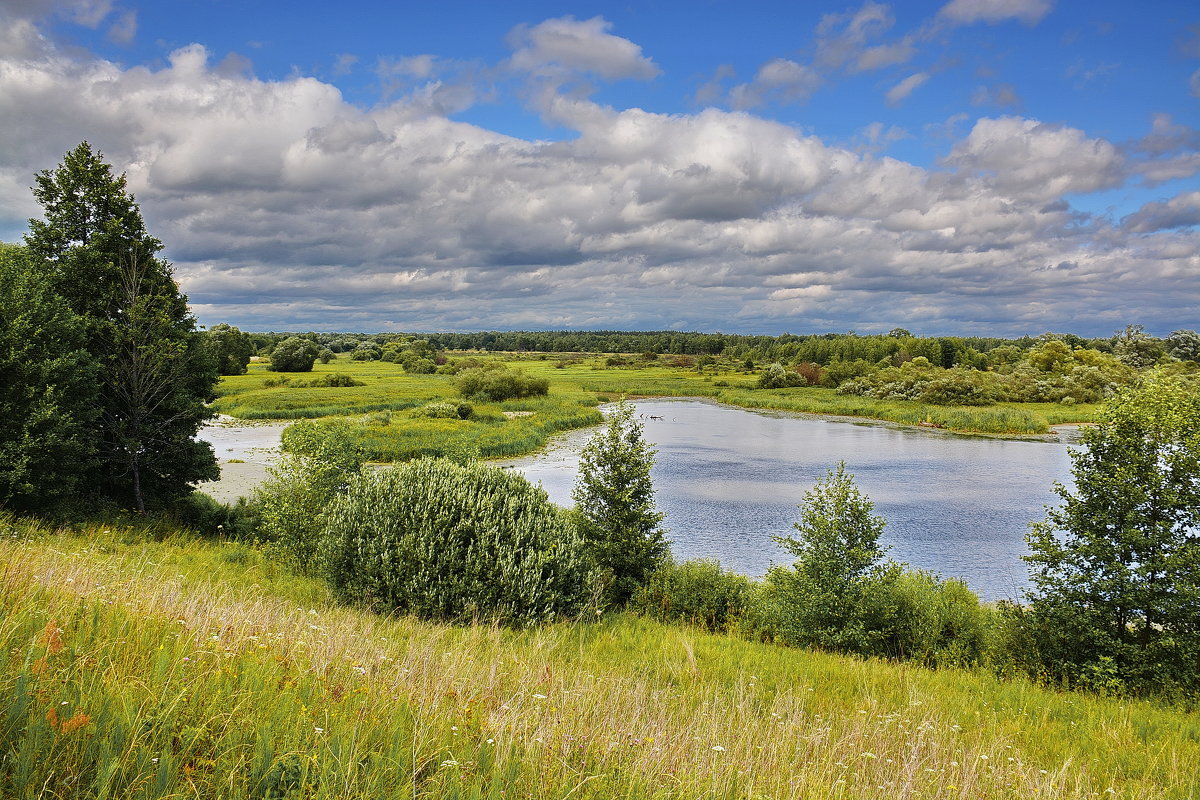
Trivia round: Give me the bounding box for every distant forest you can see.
[251,328,1141,368]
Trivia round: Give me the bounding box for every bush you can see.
[270,337,320,372]
[320,459,594,626]
[303,373,363,388]
[455,365,550,402]
[631,558,753,632]
[757,363,806,389]
[411,401,473,419]
[254,420,364,572]
[167,491,258,539]
[877,571,993,667]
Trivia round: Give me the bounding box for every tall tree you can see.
[0,244,98,512]
[572,400,668,605]
[24,142,218,510]
[1025,376,1200,699]
[205,322,255,375]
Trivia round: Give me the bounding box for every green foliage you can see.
[765,463,896,655]
[1024,376,1200,701]
[0,244,98,512]
[878,571,993,667]
[254,419,365,572]
[321,459,593,626]
[631,558,753,632]
[572,401,668,605]
[205,322,255,375]
[411,400,473,419]
[456,364,550,401]
[1166,329,1200,363]
[270,336,321,372]
[23,142,218,511]
[1112,324,1166,369]
[756,362,807,389]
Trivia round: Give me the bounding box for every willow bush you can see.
[320,459,594,626]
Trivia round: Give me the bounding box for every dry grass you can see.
[2,520,1196,799]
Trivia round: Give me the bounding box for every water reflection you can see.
[498,399,1075,601]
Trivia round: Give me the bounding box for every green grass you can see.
[211,356,1097,462]
[3,518,1198,799]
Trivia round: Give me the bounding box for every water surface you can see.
[500,399,1076,601]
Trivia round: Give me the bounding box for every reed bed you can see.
[2,519,1197,799]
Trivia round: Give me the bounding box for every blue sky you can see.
[1,0,1197,335]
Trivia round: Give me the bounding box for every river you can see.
[497,399,1077,601]
[197,400,1078,601]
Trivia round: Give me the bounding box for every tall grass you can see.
[3,519,1199,799]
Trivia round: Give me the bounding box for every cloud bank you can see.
[0,4,1196,336]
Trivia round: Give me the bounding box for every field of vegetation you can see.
[5,517,1199,800]
[210,353,1098,462]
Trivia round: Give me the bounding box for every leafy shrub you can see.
[877,571,993,667]
[167,491,258,539]
[254,420,364,572]
[303,373,363,388]
[411,401,473,419]
[757,362,806,389]
[320,459,593,626]
[270,337,320,372]
[455,365,550,402]
[631,558,753,632]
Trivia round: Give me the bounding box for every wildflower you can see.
[532,693,547,699]
[711,745,725,752]
[861,752,877,759]
[40,619,64,654]
[60,712,90,734]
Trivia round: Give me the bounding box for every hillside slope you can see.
[2,519,1197,799]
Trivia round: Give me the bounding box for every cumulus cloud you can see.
[944,116,1125,202]
[0,16,1194,335]
[507,16,660,81]
[937,0,1053,26]
[1122,192,1200,233]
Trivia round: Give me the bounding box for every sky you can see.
[0,0,1197,336]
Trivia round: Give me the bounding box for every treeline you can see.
[246,327,1199,372]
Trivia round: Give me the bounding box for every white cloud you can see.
[507,16,659,81]
[1191,67,1200,98]
[944,116,1125,201]
[729,59,822,109]
[0,18,1194,335]
[1122,191,1200,233]
[886,72,929,105]
[937,0,1053,26]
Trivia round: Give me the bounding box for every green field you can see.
[3,518,1197,800]
[211,355,1097,461]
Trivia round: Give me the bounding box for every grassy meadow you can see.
[210,354,1096,462]
[4,517,1198,800]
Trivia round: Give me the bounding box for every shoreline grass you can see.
[3,519,1198,799]
[210,356,1096,463]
